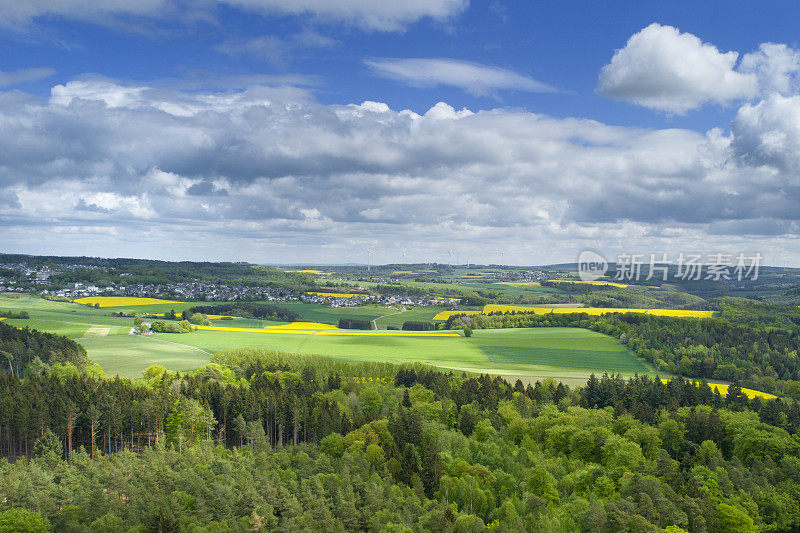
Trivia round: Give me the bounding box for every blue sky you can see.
[2,1,800,265]
[7,1,798,129]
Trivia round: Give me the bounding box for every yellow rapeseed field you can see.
[197,325,310,335]
[195,325,459,337]
[284,270,333,275]
[660,379,776,400]
[483,304,557,314]
[74,296,180,307]
[646,309,714,318]
[483,304,713,318]
[307,291,363,298]
[152,313,244,320]
[433,310,482,320]
[492,282,542,287]
[264,322,341,330]
[435,305,714,320]
[316,330,460,337]
[547,280,630,288]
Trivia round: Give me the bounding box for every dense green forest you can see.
[0,321,89,378]
[1,335,800,531]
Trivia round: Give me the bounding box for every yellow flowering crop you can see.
[435,305,713,320]
[660,379,777,400]
[195,325,459,337]
[74,297,180,307]
[547,280,630,288]
[433,310,482,320]
[646,309,714,318]
[264,321,341,330]
[306,291,362,298]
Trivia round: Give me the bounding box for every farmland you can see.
[0,296,654,382]
[73,296,180,307]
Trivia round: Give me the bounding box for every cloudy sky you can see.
[2,1,800,265]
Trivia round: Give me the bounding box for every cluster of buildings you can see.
[45,281,295,302]
[0,260,476,308]
[486,270,549,282]
[301,292,459,308]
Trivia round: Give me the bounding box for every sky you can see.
[1,1,800,266]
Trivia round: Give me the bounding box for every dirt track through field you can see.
[83,326,110,337]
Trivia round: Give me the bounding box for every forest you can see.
[1,326,800,531]
[0,321,89,378]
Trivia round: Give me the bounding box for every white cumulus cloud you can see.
[740,43,800,96]
[598,23,758,113]
[732,93,800,171]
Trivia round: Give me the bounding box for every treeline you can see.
[1,253,316,292]
[149,320,194,333]
[581,373,800,433]
[401,321,435,331]
[338,318,372,330]
[0,310,29,319]
[188,302,300,321]
[713,297,800,329]
[0,321,88,377]
[2,350,800,530]
[447,310,800,398]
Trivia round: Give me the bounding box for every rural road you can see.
[372,307,406,330]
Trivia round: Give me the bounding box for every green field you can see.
[470,328,649,373]
[2,296,653,383]
[80,335,211,377]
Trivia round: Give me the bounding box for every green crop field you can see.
[469,328,649,373]
[79,335,211,378]
[2,297,654,383]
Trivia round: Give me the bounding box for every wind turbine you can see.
[367,250,373,271]
[447,250,452,266]
[401,250,406,264]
